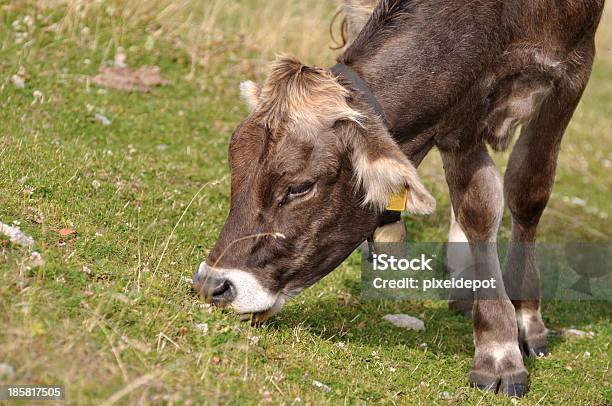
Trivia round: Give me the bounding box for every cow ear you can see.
[240,80,260,111]
[345,121,436,214]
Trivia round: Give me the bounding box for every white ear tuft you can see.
[353,155,436,214]
[344,119,436,214]
[240,80,260,111]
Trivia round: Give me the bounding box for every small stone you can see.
[195,323,209,334]
[383,314,425,331]
[0,222,35,248]
[114,47,127,68]
[27,251,44,268]
[0,363,15,379]
[261,388,272,403]
[32,90,43,104]
[562,328,594,339]
[94,113,111,126]
[312,380,331,392]
[249,336,260,345]
[11,74,25,88]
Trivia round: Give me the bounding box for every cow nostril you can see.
[213,279,231,297]
[193,263,235,305]
[211,278,235,304]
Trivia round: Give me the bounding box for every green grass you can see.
[0,1,610,404]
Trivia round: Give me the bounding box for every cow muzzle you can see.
[192,262,236,306]
[192,262,281,314]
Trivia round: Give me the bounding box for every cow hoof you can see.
[528,344,548,358]
[521,337,549,358]
[469,371,499,393]
[499,373,529,397]
[471,370,528,397]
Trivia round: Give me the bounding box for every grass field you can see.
[1,1,610,404]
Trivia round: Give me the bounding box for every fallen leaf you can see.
[92,66,167,92]
[58,228,77,236]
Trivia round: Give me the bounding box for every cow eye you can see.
[287,182,314,199]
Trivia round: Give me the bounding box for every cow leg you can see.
[503,69,591,358]
[441,143,527,396]
[447,204,475,318]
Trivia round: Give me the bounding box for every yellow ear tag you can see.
[386,188,408,211]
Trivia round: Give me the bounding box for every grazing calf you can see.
[193,0,604,396]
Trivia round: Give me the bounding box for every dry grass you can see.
[2,0,339,79]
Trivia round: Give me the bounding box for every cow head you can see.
[193,56,435,322]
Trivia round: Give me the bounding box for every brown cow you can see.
[193,0,604,396]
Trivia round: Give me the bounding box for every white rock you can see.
[28,251,44,268]
[32,90,43,104]
[383,314,425,331]
[195,323,209,334]
[11,74,25,88]
[95,113,111,126]
[312,380,331,392]
[0,363,15,379]
[562,328,594,339]
[0,222,35,248]
[114,47,127,68]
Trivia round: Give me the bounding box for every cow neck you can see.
[330,62,401,232]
